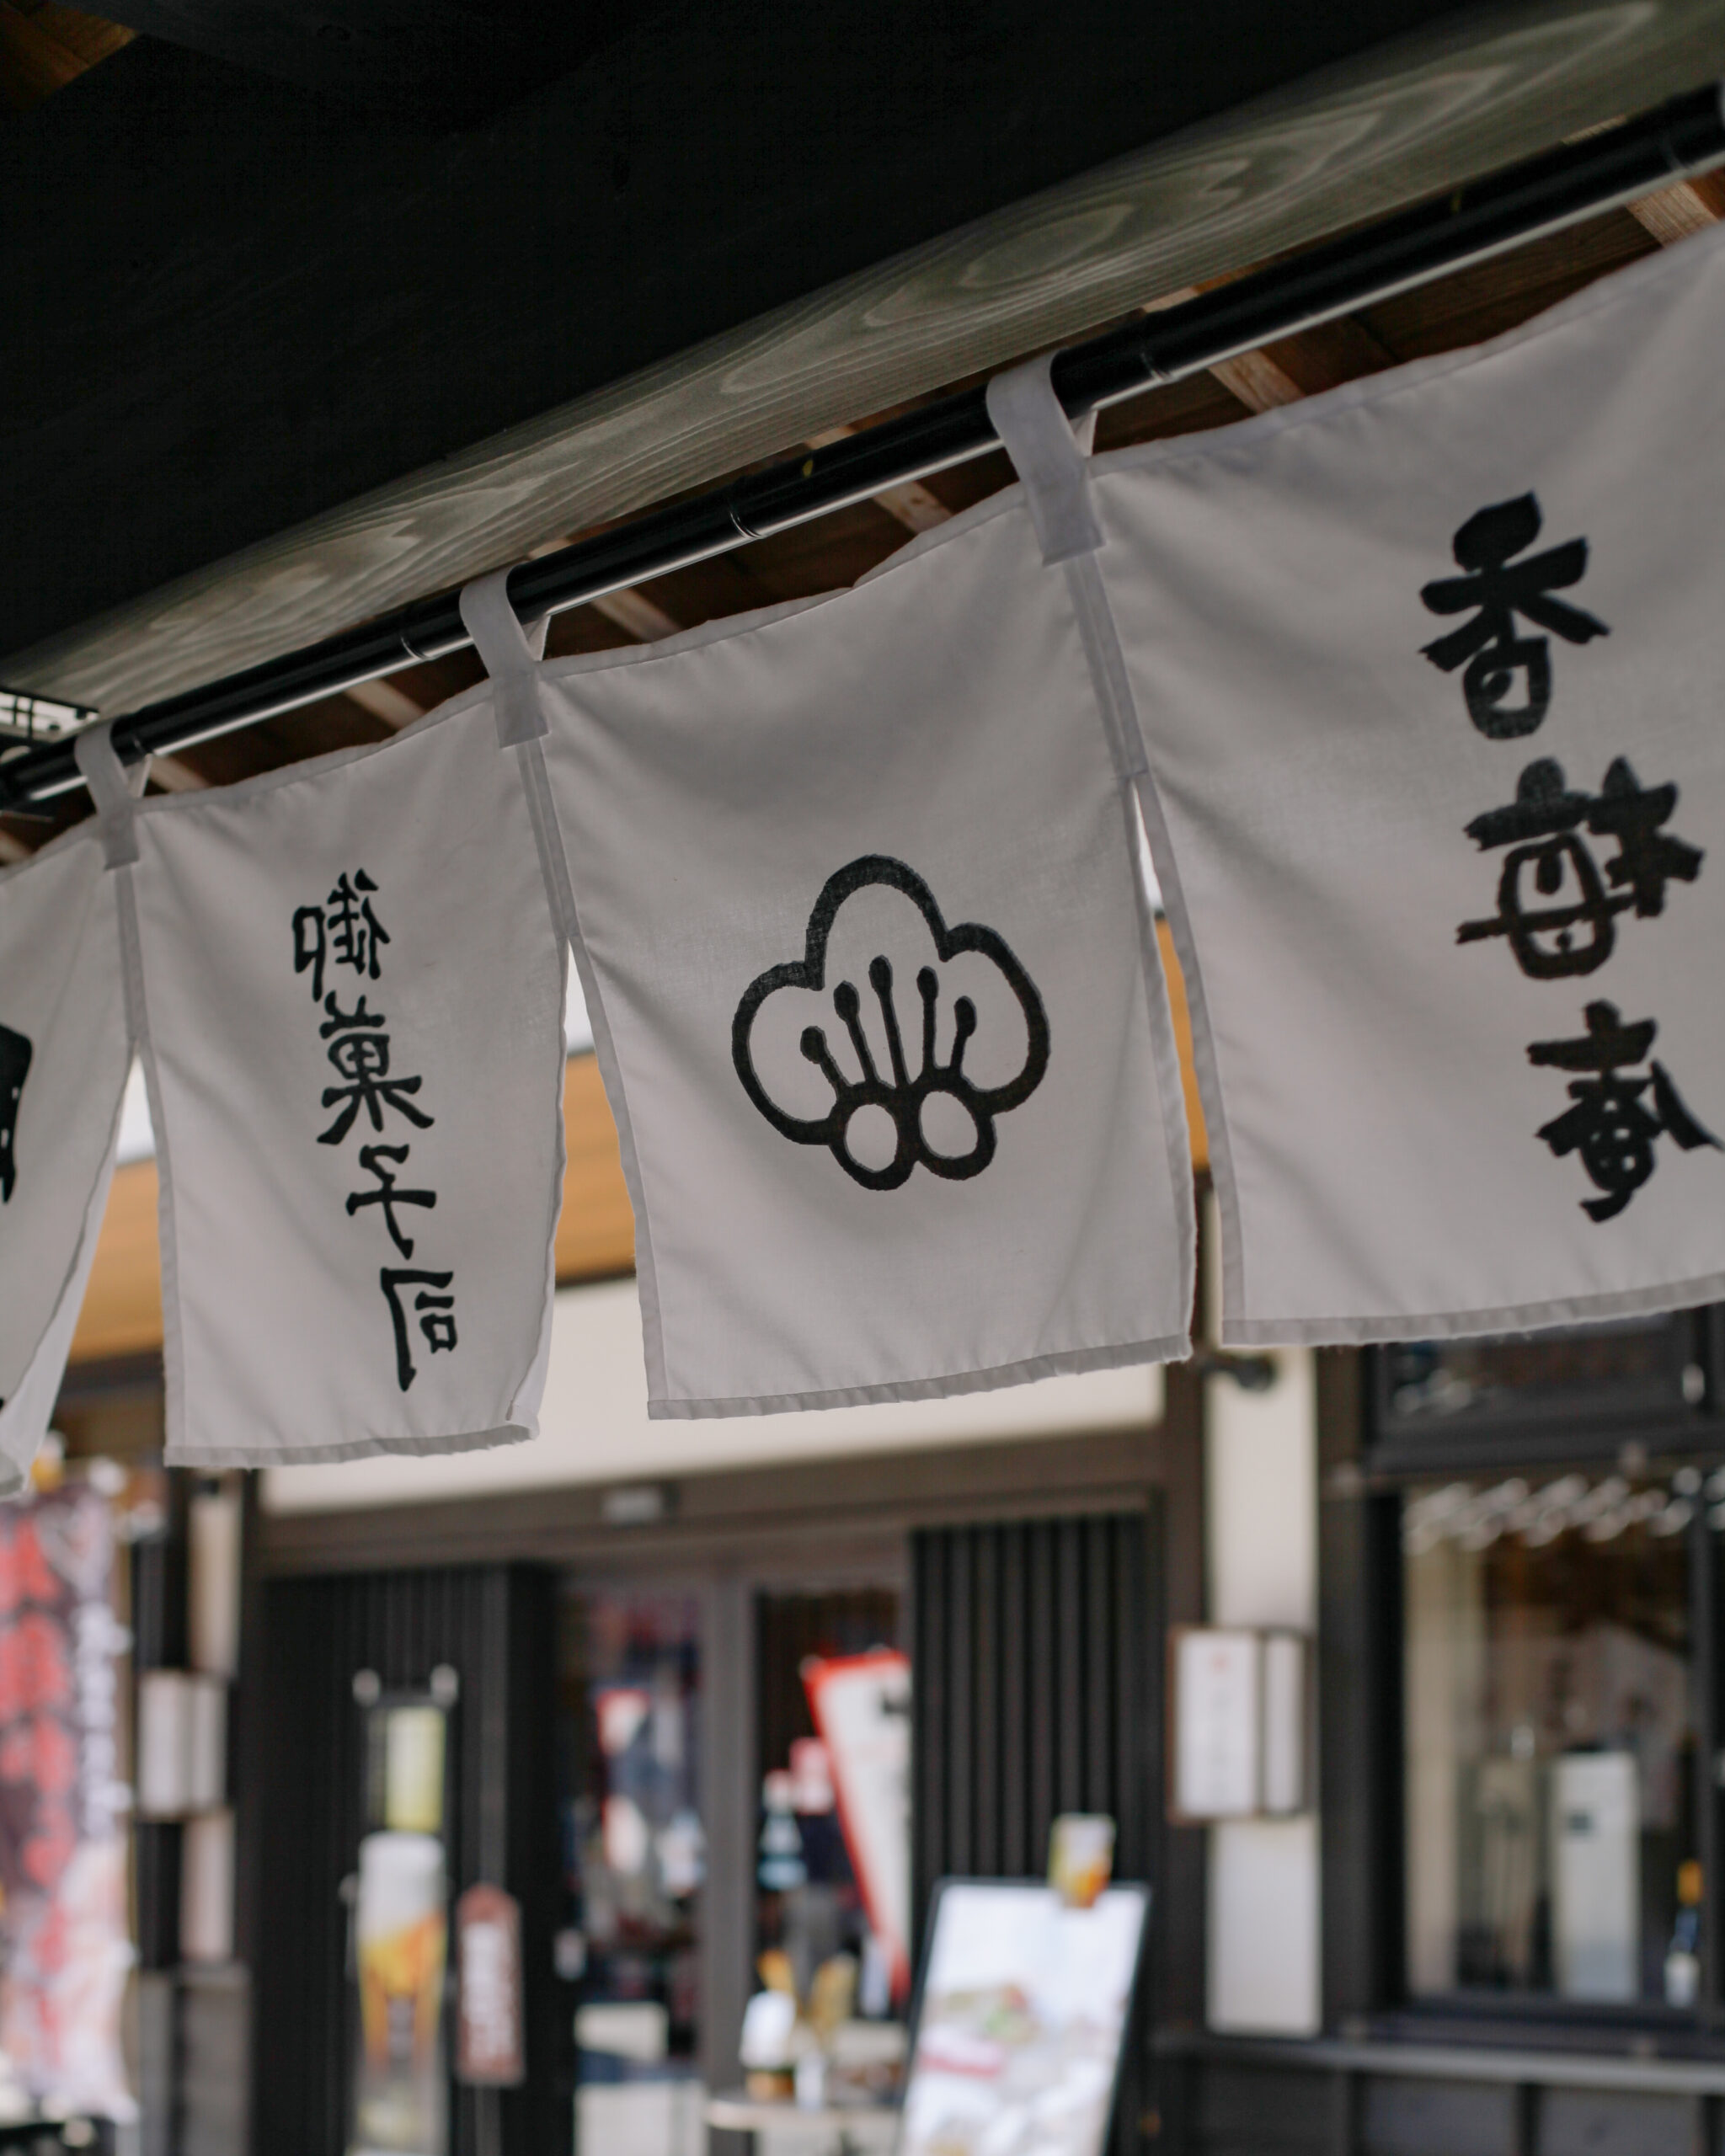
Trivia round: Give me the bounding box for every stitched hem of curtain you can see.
[1057,551,1196,1339]
[507,736,579,1436]
[117,857,195,1468]
[1129,769,1247,1326]
[1223,1271,1725,1347]
[537,810,670,1408]
[645,1331,1190,1419]
[0,1116,122,1493]
[167,1419,534,1468]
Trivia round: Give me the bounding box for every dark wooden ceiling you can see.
[0,1,129,109]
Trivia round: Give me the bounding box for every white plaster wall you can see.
[264,1276,1163,1513]
[1204,1347,1321,2036]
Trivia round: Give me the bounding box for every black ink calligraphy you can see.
[345,1145,436,1258]
[1457,757,1701,977]
[1421,494,1609,737]
[292,868,389,1003]
[291,872,456,1390]
[379,1269,458,1392]
[0,1025,31,1204]
[1528,1000,1719,1221]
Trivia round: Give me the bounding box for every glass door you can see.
[558,1587,704,2156]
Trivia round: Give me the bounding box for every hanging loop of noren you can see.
[72,722,147,868]
[458,572,551,749]
[986,355,1103,564]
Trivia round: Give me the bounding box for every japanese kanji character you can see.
[1421,494,1609,737]
[292,868,388,1002]
[318,991,386,1038]
[1587,756,1703,915]
[0,1023,30,1204]
[345,1144,436,1258]
[291,906,327,1003]
[327,870,388,980]
[1457,757,1701,978]
[380,1268,457,1391]
[1528,999,1719,1221]
[318,1013,433,1146]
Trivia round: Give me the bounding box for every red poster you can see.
[0,1485,134,2121]
[803,1649,911,1999]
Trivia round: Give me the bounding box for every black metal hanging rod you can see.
[6,80,1723,813]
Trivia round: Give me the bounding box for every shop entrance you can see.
[558,1585,706,2156]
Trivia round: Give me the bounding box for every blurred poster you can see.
[900,1881,1148,2156]
[0,1483,136,2121]
[803,1648,911,1995]
[454,1883,524,2086]
[352,1830,447,2156]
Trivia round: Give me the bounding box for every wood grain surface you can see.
[3,0,1477,664]
[13,0,1724,718]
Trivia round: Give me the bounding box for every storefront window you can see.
[1403,1468,1703,2007]
[1381,1316,1701,1434]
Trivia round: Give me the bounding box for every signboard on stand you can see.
[899,1879,1149,2156]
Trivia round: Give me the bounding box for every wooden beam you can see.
[589,588,682,642]
[530,534,683,638]
[553,1054,635,1283]
[69,1156,162,1363]
[1629,165,1725,243]
[0,2,131,109]
[1158,919,1208,1175]
[808,425,953,532]
[11,0,1725,717]
[1210,314,1400,412]
[146,751,207,792]
[344,676,425,730]
[1208,350,1306,412]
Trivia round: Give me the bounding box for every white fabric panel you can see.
[0,836,130,1491]
[129,702,568,1466]
[261,1275,1165,1512]
[1102,222,1725,1342]
[538,490,1194,1417]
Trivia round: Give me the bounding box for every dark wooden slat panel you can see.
[1536,2089,1694,2156]
[912,1512,1160,2156]
[949,1527,975,1875]
[1086,1517,1114,1813]
[250,1565,558,2156]
[1028,1523,1057,1860]
[910,1516,1153,1897]
[1196,2062,1336,2154]
[973,1528,1001,1875]
[1361,2074,1517,2156]
[1000,1524,1030,1880]
[1056,1518,1086,1816]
